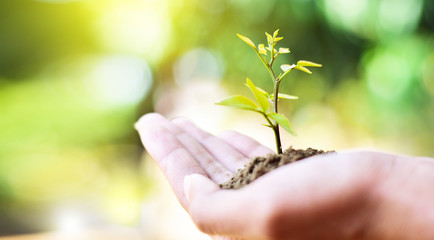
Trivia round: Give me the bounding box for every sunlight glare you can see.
[54,209,86,235]
[95,0,171,59]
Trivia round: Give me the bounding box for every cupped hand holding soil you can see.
[136,113,434,240]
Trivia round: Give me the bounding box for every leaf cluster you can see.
[217,30,321,153]
[216,78,297,135]
[236,30,321,83]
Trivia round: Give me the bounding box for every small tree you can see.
[216,30,322,154]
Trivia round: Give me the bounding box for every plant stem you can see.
[272,79,283,154]
[256,52,275,81]
[274,126,282,154]
[261,113,282,154]
[273,80,281,113]
[260,40,284,154]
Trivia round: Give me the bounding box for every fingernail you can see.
[134,118,144,131]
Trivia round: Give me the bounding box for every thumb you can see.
[183,174,252,237]
[184,174,220,203]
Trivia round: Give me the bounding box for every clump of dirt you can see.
[220,147,334,189]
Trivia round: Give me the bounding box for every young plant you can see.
[216,30,321,154]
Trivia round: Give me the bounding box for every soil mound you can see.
[220,147,334,189]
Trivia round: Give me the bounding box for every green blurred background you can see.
[0,0,433,237]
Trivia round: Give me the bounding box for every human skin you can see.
[135,113,434,240]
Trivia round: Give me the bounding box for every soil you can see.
[220,147,335,189]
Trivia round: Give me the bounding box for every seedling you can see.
[216,30,321,154]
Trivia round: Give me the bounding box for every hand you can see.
[135,113,434,240]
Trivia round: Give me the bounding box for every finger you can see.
[172,118,249,172]
[136,115,208,208]
[218,131,274,158]
[138,113,232,183]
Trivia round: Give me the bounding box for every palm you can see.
[136,113,434,240]
[135,113,377,239]
[135,113,273,209]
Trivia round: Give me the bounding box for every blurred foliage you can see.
[0,0,433,236]
[0,0,98,79]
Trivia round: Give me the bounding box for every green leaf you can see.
[255,86,269,96]
[265,32,273,45]
[258,44,267,55]
[267,113,296,136]
[295,65,312,74]
[274,37,283,42]
[297,60,322,67]
[237,34,256,50]
[216,95,260,112]
[277,72,283,79]
[273,29,279,38]
[245,78,269,112]
[280,64,296,72]
[278,93,299,100]
[278,48,290,54]
[270,93,299,100]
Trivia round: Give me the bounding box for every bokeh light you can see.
[86,56,153,107]
[53,208,87,235]
[320,0,425,40]
[378,0,423,36]
[320,0,372,38]
[365,49,412,99]
[91,0,172,59]
[173,48,224,87]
